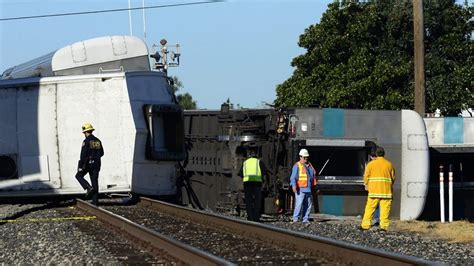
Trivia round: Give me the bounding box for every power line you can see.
[0,0,224,22]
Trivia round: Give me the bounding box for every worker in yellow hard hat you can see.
[75,122,104,205]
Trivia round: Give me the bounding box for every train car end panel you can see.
[400,109,429,220]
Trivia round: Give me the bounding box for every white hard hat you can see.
[299,148,309,157]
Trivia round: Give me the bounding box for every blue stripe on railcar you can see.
[320,195,344,216]
[444,117,464,144]
[323,108,344,137]
[321,108,345,215]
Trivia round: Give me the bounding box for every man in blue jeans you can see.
[290,148,317,224]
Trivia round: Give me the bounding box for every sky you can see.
[0,0,333,109]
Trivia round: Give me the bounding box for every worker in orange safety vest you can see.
[290,148,317,224]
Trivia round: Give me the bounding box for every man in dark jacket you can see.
[75,123,104,205]
[238,149,269,222]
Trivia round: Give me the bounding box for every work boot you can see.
[85,187,95,200]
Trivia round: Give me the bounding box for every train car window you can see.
[309,147,367,176]
[144,104,186,161]
[0,155,17,179]
[152,114,166,151]
[302,140,375,191]
[429,148,474,185]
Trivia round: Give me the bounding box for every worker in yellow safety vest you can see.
[238,149,268,222]
[290,148,317,224]
[360,146,395,231]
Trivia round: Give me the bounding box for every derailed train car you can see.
[0,35,185,198]
[422,117,474,220]
[182,106,430,220]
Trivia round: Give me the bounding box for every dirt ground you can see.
[392,220,474,244]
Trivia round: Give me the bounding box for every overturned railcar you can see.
[0,36,185,198]
[422,117,474,220]
[182,107,429,220]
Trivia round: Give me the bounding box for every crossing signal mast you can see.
[150,39,181,74]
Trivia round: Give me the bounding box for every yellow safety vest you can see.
[364,157,395,198]
[243,158,262,182]
[295,161,317,188]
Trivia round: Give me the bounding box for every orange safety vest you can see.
[295,161,317,188]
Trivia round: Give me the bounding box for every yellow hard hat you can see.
[81,123,95,133]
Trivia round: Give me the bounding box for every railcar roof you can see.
[0,70,166,88]
[1,35,149,80]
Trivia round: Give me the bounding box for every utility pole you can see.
[413,0,425,116]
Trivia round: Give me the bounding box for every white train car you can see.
[0,36,185,198]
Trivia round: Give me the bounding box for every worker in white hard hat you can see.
[290,148,317,224]
[75,123,104,205]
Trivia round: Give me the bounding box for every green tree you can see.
[221,98,245,109]
[170,76,183,94]
[275,0,473,116]
[177,93,197,110]
[170,76,197,110]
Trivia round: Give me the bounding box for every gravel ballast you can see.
[1,201,472,265]
[0,202,168,264]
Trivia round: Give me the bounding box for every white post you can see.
[142,0,147,40]
[449,164,453,222]
[128,0,133,36]
[439,165,445,223]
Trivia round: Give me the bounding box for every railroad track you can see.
[77,198,435,265]
[76,199,232,265]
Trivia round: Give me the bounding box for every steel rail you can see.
[139,197,438,265]
[76,199,234,266]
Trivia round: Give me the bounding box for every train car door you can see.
[18,83,61,188]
